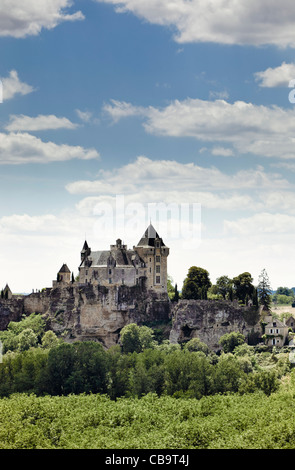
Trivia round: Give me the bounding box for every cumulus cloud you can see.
[97,0,295,47]
[0,0,84,38]
[5,114,79,132]
[1,70,35,101]
[224,212,295,235]
[0,132,100,164]
[66,155,288,196]
[254,62,295,87]
[103,100,145,123]
[103,98,295,159]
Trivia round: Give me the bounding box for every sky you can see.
[1,0,295,293]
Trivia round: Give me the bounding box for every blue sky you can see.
[1,0,295,292]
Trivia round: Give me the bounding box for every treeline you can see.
[169,267,272,311]
[0,315,291,400]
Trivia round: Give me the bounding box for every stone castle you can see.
[0,223,269,350]
[55,223,169,293]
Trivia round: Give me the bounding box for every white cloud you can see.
[97,0,295,47]
[0,0,84,38]
[5,114,79,132]
[75,109,93,123]
[1,70,35,101]
[0,132,100,164]
[209,90,229,100]
[254,62,295,87]
[66,156,288,196]
[103,99,145,123]
[104,98,295,159]
[211,147,234,157]
[224,212,295,235]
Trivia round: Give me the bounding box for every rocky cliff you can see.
[169,299,261,351]
[0,284,170,348]
[0,286,262,350]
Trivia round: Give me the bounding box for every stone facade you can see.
[77,224,169,293]
[263,315,289,347]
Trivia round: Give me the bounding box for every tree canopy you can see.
[182,266,211,300]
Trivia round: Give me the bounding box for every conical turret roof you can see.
[136,224,165,247]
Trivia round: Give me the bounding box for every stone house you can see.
[263,315,289,347]
[285,316,295,332]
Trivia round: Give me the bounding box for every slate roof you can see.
[82,249,144,267]
[265,318,286,328]
[137,223,166,247]
[59,264,71,273]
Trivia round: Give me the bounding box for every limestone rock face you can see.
[0,297,24,330]
[170,299,261,351]
[0,288,262,350]
[0,284,171,349]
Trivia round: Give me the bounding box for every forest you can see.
[0,313,289,399]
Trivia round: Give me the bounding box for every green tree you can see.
[16,328,38,351]
[219,332,246,353]
[41,330,61,349]
[120,324,156,354]
[276,287,294,297]
[182,267,211,300]
[172,284,179,302]
[167,275,175,300]
[184,337,210,355]
[257,269,272,312]
[216,275,233,300]
[232,272,254,304]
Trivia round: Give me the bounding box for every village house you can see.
[263,315,291,347]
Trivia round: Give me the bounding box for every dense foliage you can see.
[0,316,291,400]
[1,384,295,449]
[0,314,295,449]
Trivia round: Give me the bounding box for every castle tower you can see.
[81,240,91,261]
[134,224,169,293]
[57,264,71,283]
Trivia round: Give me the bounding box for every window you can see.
[109,278,112,284]
[156,242,160,248]
[270,329,273,334]
[109,269,112,275]
[276,329,279,334]
[156,265,161,273]
[156,276,160,284]
[156,255,161,263]
[122,269,124,275]
[136,269,138,275]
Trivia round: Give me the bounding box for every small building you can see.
[1,284,12,300]
[285,316,295,332]
[52,264,71,286]
[264,315,289,347]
